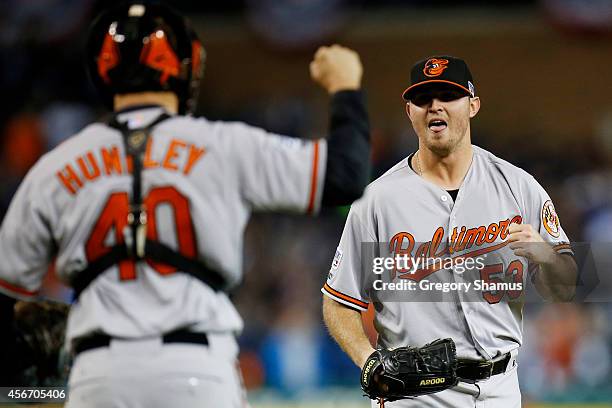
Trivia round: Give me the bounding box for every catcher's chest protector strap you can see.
[70,112,227,299]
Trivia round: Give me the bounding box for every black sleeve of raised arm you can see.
[321,90,371,206]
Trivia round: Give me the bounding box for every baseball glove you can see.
[13,300,70,386]
[361,338,458,403]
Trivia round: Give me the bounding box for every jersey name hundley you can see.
[56,139,206,195]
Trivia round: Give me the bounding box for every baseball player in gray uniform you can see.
[0,2,370,407]
[322,56,578,407]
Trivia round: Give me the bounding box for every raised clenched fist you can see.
[310,44,362,94]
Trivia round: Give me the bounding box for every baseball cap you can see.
[402,56,475,101]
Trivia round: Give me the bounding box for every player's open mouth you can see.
[428,119,447,132]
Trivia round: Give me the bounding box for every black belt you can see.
[73,329,209,356]
[456,352,512,383]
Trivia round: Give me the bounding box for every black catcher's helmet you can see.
[86,1,205,114]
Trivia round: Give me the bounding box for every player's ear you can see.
[405,102,413,122]
[469,97,480,118]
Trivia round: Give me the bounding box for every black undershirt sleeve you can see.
[321,90,371,206]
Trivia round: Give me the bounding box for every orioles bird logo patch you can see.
[423,58,449,77]
[542,200,560,238]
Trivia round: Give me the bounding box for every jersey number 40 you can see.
[85,186,197,280]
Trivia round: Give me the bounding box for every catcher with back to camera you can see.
[322,56,578,407]
[0,1,371,407]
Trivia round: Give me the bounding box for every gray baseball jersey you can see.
[323,145,571,360]
[0,106,327,344]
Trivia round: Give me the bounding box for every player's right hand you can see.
[310,44,362,94]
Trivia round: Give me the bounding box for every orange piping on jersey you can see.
[323,283,368,309]
[553,243,572,252]
[0,278,38,297]
[57,164,84,195]
[183,145,206,175]
[307,140,320,215]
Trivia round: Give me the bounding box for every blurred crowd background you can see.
[1,0,612,406]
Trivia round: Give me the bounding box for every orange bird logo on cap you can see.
[423,58,449,77]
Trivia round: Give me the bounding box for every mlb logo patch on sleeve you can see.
[331,248,343,270]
